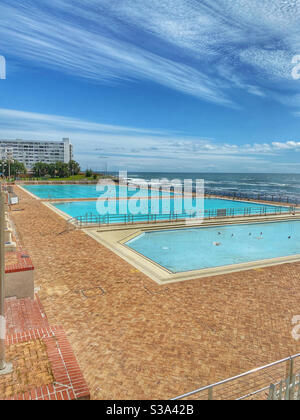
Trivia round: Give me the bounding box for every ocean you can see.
[119,173,300,204]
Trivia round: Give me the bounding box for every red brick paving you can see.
[6,326,89,400]
[7,185,300,400]
[5,251,34,274]
[5,296,48,335]
[2,296,89,400]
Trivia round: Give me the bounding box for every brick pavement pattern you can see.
[0,336,53,399]
[8,186,300,399]
[2,297,89,400]
[5,326,89,400]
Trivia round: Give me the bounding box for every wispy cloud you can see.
[0,1,233,106]
[1,1,300,106]
[0,108,299,172]
[0,108,168,136]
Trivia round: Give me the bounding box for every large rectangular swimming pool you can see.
[51,197,289,222]
[126,220,300,273]
[22,184,174,199]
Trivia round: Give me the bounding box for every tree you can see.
[32,162,48,178]
[11,161,27,177]
[0,160,5,176]
[55,161,70,178]
[0,159,27,177]
[32,160,80,178]
[48,163,56,178]
[85,168,93,177]
[68,160,80,176]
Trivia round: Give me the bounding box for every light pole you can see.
[0,148,13,180]
[6,149,13,180]
[98,156,109,176]
[0,187,12,375]
[0,149,5,178]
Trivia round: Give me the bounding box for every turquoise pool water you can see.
[126,220,300,273]
[52,197,289,222]
[23,184,172,199]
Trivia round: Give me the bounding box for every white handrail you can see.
[172,353,300,400]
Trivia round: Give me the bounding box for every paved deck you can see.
[8,185,300,399]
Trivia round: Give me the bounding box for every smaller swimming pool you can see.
[125,220,300,273]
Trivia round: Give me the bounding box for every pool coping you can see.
[18,185,42,200]
[83,218,300,285]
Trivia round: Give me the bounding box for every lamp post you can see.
[6,149,13,180]
[0,149,5,178]
[98,156,109,176]
[0,184,13,375]
[0,148,13,180]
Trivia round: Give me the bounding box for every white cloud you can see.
[272,140,300,150]
[239,48,294,81]
[0,1,233,106]
[0,108,168,136]
[0,108,299,171]
[1,0,300,106]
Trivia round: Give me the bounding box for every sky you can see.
[1,1,300,172]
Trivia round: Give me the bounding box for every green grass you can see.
[18,174,115,182]
[47,174,113,181]
[48,174,92,181]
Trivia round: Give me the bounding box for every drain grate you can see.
[78,286,106,298]
[144,286,170,296]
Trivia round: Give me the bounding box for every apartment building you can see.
[0,138,73,170]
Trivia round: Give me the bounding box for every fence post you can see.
[285,357,294,400]
[286,357,294,382]
[268,383,276,400]
[208,386,213,400]
[290,374,296,400]
[285,377,290,400]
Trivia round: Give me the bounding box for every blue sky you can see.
[1,0,300,172]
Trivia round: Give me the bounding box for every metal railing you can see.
[172,353,300,400]
[269,372,300,400]
[67,205,297,228]
[206,189,299,205]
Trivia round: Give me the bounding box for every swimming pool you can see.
[125,220,300,273]
[22,184,173,199]
[51,197,289,222]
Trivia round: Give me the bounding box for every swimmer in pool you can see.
[213,242,221,246]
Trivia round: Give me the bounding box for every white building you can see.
[0,138,73,170]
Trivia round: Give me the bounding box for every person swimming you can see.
[213,242,221,246]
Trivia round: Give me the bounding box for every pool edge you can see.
[83,221,300,285]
